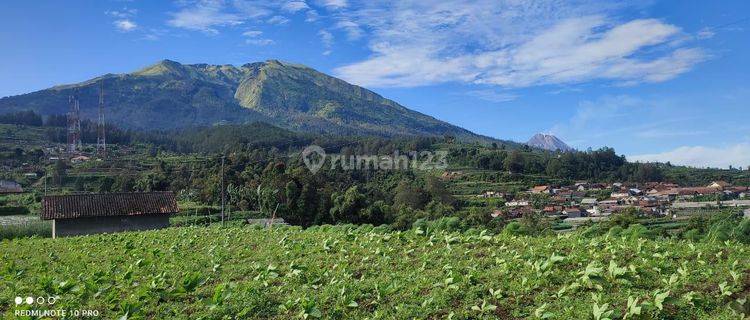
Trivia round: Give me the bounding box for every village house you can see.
[598,199,619,207]
[505,200,530,207]
[629,188,643,196]
[477,191,504,199]
[563,207,585,218]
[530,185,551,194]
[580,198,598,207]
[543,205,564,216]
[675,187,721,200]
[611,191,630,199]
[41,192,178,238]
[0,180,23,194]
[70,155,91,164]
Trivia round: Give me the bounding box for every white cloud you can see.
[697,27,715,39]
[629,143,750,169]
[242,30,263,37]
[305,9,320,22]
[107,7,138,32]
[242,30,274,45]
[334,20,361,39]
[465,89,518,103]
[246,38,275,45]
[282,1,309,13]
[267,15,290,25]
[318,0,347,9]
[114,19,138,32]
[331,1,707,88]
[168,0,243,34]
[232,0,274,18]
[106,8,138,19]
[319,29,333,55]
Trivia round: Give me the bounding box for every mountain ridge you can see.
[527,133,574,152]
[0,59,505,145]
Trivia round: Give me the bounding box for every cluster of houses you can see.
[485,181,749,220]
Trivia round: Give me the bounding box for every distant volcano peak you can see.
[527,133,574,152]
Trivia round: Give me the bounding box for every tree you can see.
[607,207,639,228]
[504,150,524,174]
[52,159,67,185]
[633,163,663,182]
[463,207,491,227]
[394,180,427,210]
[329,186,368,223]
[519,212,551,235]
[424,176,455,206]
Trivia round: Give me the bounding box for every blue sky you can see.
[1,0,748,168]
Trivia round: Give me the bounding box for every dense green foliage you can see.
[1,225,748,319]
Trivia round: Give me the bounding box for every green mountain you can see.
[0,59,499,143]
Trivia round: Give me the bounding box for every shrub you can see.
[0,206,30,216]
[607,225,624,237]
[683,229,703,241]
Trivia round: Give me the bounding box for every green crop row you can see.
[1,225,748,319]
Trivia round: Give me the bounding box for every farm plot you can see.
[1,225,748,319]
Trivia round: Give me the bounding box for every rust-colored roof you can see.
[41,192,179,220]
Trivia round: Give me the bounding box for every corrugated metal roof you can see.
[41,192,179,220]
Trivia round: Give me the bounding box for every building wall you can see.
[54,214,170,237]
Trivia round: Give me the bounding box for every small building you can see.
[530,185,551,194]
[611,191,629,199]
[580,198,598,206]
[70,155,91,164]
[41,192,178,238]
[505,200,530,207]
[477,191,504,198]
[563,207,585,218]
[0,180,23,194]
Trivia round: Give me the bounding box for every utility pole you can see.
[221,155,225,225]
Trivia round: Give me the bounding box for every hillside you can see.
[0,60,499,144]
[1,225,748,319]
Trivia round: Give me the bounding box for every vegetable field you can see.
[1,225,749,319]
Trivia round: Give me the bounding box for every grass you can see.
[1,224,748,319]
[0,220,51,240]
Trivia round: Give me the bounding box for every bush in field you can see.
[607,207,640,229]
[622,224,649,239]
[683,228,703,241]
[607,225,624,237]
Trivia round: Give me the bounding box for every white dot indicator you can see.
[26,296,34,305]
[14,297,22,305]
